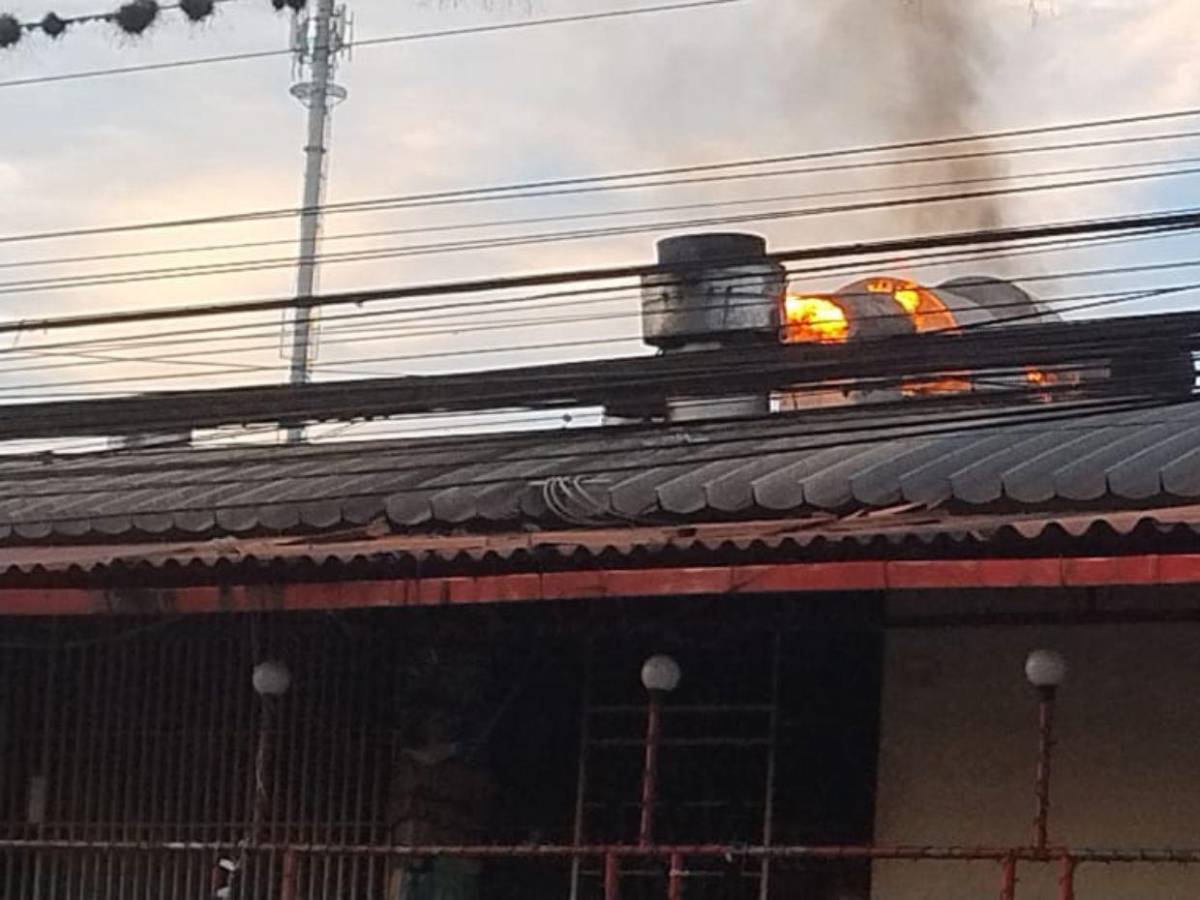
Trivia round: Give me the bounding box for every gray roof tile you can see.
[946,431,1072,505]
[1106,425,1200,500]
[897,434,1012,506]
[0,403,1195,542]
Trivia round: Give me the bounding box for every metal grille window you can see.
[0,599,884,900]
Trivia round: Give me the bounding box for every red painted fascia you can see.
[1,553,1199,616]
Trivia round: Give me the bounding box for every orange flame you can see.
[893,288,921,314]
[865,277,965,394]
[865,277,958,334]
[781,294,849,343]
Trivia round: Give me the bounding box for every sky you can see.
[0,0,1197,425]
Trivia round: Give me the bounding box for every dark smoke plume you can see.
[823,0,1005,233]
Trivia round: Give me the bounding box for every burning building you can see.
[637,232,1192,416]
[0,233,1194,900]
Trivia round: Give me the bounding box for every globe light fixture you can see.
[640,654,682,693]
[1024,649,1067,690]
[1024,649,1067,852]
[252,660,292,697]
[637,654,681,848]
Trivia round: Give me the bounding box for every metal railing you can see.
[0,840,1198,899]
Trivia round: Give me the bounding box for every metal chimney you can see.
[641,233,785,350]
[639,233,785,421]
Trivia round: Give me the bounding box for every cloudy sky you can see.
[0,0,1196,414]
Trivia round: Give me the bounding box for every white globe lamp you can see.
[252,660,292,697]
[1024,650,1067,691]
[641,655,682,693]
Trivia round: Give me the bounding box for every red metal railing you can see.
[0,839,1198,899]
[1,617,1196,899]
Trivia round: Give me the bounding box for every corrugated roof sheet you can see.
[0,402,1197,543]
[4,506,1200,576]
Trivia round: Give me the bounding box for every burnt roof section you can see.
[0,399,1196,544]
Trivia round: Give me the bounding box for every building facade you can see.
[0,397,1199,898]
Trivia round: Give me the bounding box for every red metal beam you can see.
[604,852,620,900]
[1001,856,1018,900]
[6,553,1200,616]
[0,838,1193,865]
[1059,856,1077,900]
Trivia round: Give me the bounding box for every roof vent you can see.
[630,233,786,423]
[641,233,786,350]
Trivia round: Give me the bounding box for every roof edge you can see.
[5,552,1200,617]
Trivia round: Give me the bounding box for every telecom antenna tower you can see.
[285,0,350,443]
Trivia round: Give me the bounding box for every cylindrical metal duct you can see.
[638,233,785,422]
[641,233,786,350]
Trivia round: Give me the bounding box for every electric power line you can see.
[0,0,744,88]
[0,241,1194,392]
[0,291,1193,440]
[9,150,1198,276]
[0,210,1190,396]
[0,223,1177,375]
[0,204,1193,342]
[0,167,1196,316]
[0,229,1189,401]
[0,273,1195,393]
[18,340,1183,450]
[0,0,240,50]
[7,114,1200,248]
[5,156,1200,296]
[0,276,1195,408]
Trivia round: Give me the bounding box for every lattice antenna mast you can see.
[285,0,350,443]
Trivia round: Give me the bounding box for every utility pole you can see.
[285,0,349,443]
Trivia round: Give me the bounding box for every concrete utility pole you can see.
[286,0,349,443]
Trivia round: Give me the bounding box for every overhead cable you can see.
[5,162,1200,296]
[0,0,240,50]
[6,114,1200,247]
[0,301,1194,421]
[0,0,744,87]
[8,151,1198,276]
[1,272,1197,391]
[0,225,1179,366]
[0,205,1196,339]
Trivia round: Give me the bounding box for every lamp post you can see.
[1024,649,1066,853]
[216,662,292,898]
[250,661,292,898]
[251,662,291,834]
[638,655,681,848]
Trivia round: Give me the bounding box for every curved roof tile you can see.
[0,403,1195,541]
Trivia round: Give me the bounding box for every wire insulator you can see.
[179,0,215,21]
[271,0,307,11]
[114,0,159,34]
[40,12,67,36]
[0,14,21,48]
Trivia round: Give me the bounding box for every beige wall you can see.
[873,619,1200,900]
